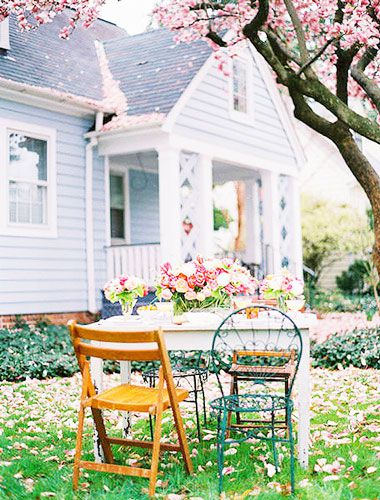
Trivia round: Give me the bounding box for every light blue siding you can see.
[129,169,160,244]
[173,57,298,167]
[0,98,106,314]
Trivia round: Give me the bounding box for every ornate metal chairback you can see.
[210,305,303,398]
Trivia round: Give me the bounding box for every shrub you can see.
[313,289,379,320]
[336,259,370,295]
[312,327,380,369]
[0,323,78,381]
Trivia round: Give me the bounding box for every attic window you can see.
[232,58,247,114]
[0,19,10,50]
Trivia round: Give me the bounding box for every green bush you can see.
[313,289,378,320]
[336,259,370,295]
[0,323,78,381]
[312,327,380,369]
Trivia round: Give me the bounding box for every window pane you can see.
[9,133,48,181]
[232,59,248,114]
[111,208,125,239]
[8,181,47,225]
[110,174,124,209]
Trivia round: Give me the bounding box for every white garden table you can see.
[89,312,316,469]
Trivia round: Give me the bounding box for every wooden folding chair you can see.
[68,320,193,497]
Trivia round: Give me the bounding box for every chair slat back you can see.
[68,321,163,367]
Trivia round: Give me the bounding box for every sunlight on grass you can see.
[0,368,379,499]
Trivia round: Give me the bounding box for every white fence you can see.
[107,243,161,284]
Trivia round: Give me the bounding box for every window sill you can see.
[229,109,255,125]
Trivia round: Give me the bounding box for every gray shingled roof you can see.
[0,13,125,101]
[103,29,212,116]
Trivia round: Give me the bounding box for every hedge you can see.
[1,322,379,382]
[311,327,380,369]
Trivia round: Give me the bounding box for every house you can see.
[0,13,304,322]
[295,115,380,289]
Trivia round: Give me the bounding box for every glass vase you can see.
[120,299,137,319]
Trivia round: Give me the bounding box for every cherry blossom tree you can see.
[153,0,380,274]
[2,0,380,274]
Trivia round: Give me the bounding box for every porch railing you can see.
[107,243,161,284]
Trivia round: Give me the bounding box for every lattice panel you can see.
[278,174,293,271]
[179,151,199,261]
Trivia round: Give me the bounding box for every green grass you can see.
[0,368,379,499]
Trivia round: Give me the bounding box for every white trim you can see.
[249,46,306,168]
[0,117,57,238]
[0,19,10,50]
[0,81,108,118]
[228,56,255,125]
[162,55,215,133]
[169,133,299,176]
[104,156,111,248]
[85,138,97,313]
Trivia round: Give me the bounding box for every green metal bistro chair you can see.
[209,305,303,494]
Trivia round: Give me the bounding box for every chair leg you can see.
[73,404,85,490]
[149,414,154,441]
[200,376,207,425]
[287,403,295,494]
[226,375,237,438]
[91,408,114,464]
[148,406,163,497]
[171,400,193,474]
[193,375,201,441]
[217,409,227,493]
[271,409,279,473]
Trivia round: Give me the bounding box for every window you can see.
[0,119,56,237]
[110,174,125,239]
[232,58,248,114]
[8,133,48,225]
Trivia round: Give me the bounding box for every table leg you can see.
[120,360,132,438]
[297,330,310,468]
[90,356,105,463]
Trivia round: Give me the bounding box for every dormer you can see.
[0,18,10,50]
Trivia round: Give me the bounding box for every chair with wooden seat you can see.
[68,321,193,497]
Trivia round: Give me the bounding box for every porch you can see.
[104,148,302,283]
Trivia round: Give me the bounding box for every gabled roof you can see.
[103,29,212,116]
[0,12,125,102]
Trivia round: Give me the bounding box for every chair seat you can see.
[230,363,292,379]
[210,393,291,413]
[84,384,189,412]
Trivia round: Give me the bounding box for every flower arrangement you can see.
[155,255,258,315]
[260,269,304,311]
[103,275,148,318]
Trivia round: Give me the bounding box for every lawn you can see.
[0,368,379,499]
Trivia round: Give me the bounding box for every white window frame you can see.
[229,56,254,124]
[109,166,131,245]
[0,118,57,238]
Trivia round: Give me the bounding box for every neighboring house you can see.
[0,13,304,320]
[295,116,380,289]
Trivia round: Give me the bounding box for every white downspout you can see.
[86,136,98,313]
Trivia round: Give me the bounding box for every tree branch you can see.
[297,37,339,76]
[265,28,301,66]
[242,0,269,37]
[351,46,380,113]
[291,76,380,143]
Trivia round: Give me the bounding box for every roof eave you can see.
[0,77,115,116]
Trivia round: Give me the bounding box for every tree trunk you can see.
[332,132,380,275]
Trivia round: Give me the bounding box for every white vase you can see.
[121,299,137,319]
[285,299,305,312]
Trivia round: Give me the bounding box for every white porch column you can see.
[244,178,262,264]
[157,147,181,263]
[195,155,214,258]
[288,176,304,278]
[261,170,281,273]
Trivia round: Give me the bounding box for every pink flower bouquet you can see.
[155,255,258,315]
[103,275,148,318]
[260,269,304,311]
